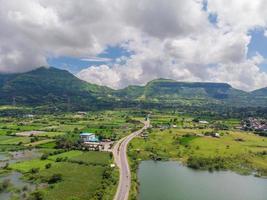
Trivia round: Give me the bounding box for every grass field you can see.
[49,150,83,161]
[129,127,267,175]
[10,159,52,172]
[10,150,117,200]
[0,135,31,145]
[40,162,105,200]
[25,139,55,147]
[0,110,142,200]
[68,151,111,166]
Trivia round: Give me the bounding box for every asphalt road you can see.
[113,120,150,200]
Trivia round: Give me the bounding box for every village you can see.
[241,117,267,132]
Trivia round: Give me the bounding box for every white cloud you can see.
[81,57,112,62]
[208,54,267,91]
[1,0,267,90]
[208,0,267,32]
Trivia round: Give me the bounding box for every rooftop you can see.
[80,133,94,136]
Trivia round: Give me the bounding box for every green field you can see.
[0,110,141,200]
[10,150,117,200]
[0,135,31,145]
[40,162,105,200]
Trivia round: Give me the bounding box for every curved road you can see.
[113,120,150,200]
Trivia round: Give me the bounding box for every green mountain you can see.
[116,79,251,106]
[0,67,114,109]
[252,87,267,96]
[250,87,267,105]
[0,68,266,109]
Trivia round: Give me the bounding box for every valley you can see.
[0,68,266,200]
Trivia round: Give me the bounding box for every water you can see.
[0,149,41,168]
[0,171,35,200]
[0,153,7,161]
[138,161,267,200]
[0,153,8,168]
[0,150,39,199]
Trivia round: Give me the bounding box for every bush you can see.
[29,191,43,200]
[0,179,11,192]
[48,173,62,184]
[40,153,49,160]
[29,168,39,174]
[187,156,227,170]
[45,163,52,169]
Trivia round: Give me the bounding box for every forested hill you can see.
[0,67,114,109]
[0,67,266,109]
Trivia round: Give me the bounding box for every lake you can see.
[138,161,267,200]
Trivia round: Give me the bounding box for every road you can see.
[113,120,150,200]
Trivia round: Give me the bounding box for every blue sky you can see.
[47,46,131,73]
[248,29,267,71]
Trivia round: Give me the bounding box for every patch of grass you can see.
[10,159,52,173]
[48,150,83,161]
[38,132,66,137]
[179,136,198,146]
[40,162,105,200]
[0,136,31,145]
[25,139,55,147]
[37,141,57,149]
[69,151,111,166]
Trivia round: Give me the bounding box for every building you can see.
[199,120,209,124]
[77,111,87,116]
[80,133,99,143]
[213,133,220,138]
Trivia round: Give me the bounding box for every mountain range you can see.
[0,67,266,110]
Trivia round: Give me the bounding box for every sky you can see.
[0,0,267,91]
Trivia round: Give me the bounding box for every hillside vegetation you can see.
[0,67,266,109]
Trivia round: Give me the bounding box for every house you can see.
[213,133,220,138]
[199,120,209,124]
[80,133,99,143]
[77,111,87,116]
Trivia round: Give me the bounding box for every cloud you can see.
[208,0,267,32]
[120,0,209,39]
[81,57,112,62]
[1,0,267,90]
[208,54,267,91]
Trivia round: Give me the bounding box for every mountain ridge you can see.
[0,67,266,109]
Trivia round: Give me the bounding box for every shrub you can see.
[0,179,11,192]
[29,191,43,200]
[40,153,49,160]
[29,168,39,174]
[48,173,62,184]
[45,163,52,169]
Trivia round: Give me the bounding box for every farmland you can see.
[0,109,143,200]
[1,108,267,200]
